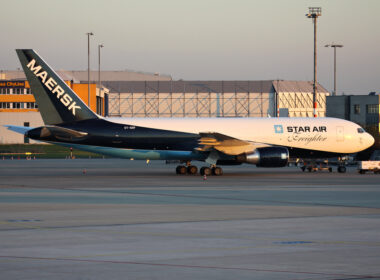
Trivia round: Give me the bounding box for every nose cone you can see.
[365,133,375,148]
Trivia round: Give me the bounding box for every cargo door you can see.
[336,126,344,142]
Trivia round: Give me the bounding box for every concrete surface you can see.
[0,159,379,279]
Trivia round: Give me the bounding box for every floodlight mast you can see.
[98,44,104,88]
[306,7,321,117]
[325,44,343,96]
[86,32,94,108]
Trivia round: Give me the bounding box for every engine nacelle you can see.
[237,147,289,167]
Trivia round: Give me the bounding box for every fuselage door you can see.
[336,126,344,142]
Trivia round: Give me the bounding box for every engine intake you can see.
[237,147,289,167]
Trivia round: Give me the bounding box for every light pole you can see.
[98,44,104,115]
[86,32,94,108]
[306,7,321,117]
[98,44,104,88]
[325,43,343,96]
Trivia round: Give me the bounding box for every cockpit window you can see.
[357,128,365,133]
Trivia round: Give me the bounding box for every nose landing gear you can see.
[337,165,347,173]
[337,156,347,173]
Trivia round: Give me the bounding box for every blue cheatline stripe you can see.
[49,141,205,161]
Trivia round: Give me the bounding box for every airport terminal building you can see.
[1,69,330,143]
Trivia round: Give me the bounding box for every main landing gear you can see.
[176,162,223,176]
[200,166,223,176]
[175,164,198,175]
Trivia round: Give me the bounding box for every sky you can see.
[1,0,379,95]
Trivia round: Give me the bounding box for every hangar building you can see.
[105,80,329,118]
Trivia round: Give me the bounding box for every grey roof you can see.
[273,80,329,93]
[102,80,275,93]
[65,70,172,82]
[103,80,330,94]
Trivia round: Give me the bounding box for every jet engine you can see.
[237,147,289,167]
[26,126,88,142]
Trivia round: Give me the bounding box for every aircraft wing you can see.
[197,132,258,155]
[4,125,34,135]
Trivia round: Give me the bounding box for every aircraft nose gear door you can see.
[336,126,344,142]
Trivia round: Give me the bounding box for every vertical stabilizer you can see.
[16,49,98,125]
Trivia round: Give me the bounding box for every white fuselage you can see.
[106,117,374,154]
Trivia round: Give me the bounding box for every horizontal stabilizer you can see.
[27,125,88,142]
[4,125,34,135]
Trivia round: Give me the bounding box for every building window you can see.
[24,122,30,143]
[366,104,379,114]
[12,102,22,109]
[353,104,360,114]
[0,102,11,109]
[26,102,38,109]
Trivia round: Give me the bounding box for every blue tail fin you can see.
[16,49,98,125]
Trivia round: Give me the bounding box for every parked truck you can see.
[358,161,380,174]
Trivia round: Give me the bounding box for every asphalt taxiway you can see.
[0,159,379,279]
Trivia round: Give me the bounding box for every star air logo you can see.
[274,125,283,134]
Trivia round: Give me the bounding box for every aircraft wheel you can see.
[200,167,212,176]
[187,165,198,175]
[337,166,346,173]
[176,165,187,175]
[328,167,333,173]
[212,167,223,176]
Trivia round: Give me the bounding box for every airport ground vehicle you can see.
[301,159,333,173]
[358,161,380,174]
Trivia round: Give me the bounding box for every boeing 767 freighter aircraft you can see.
[5,49,375,175]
